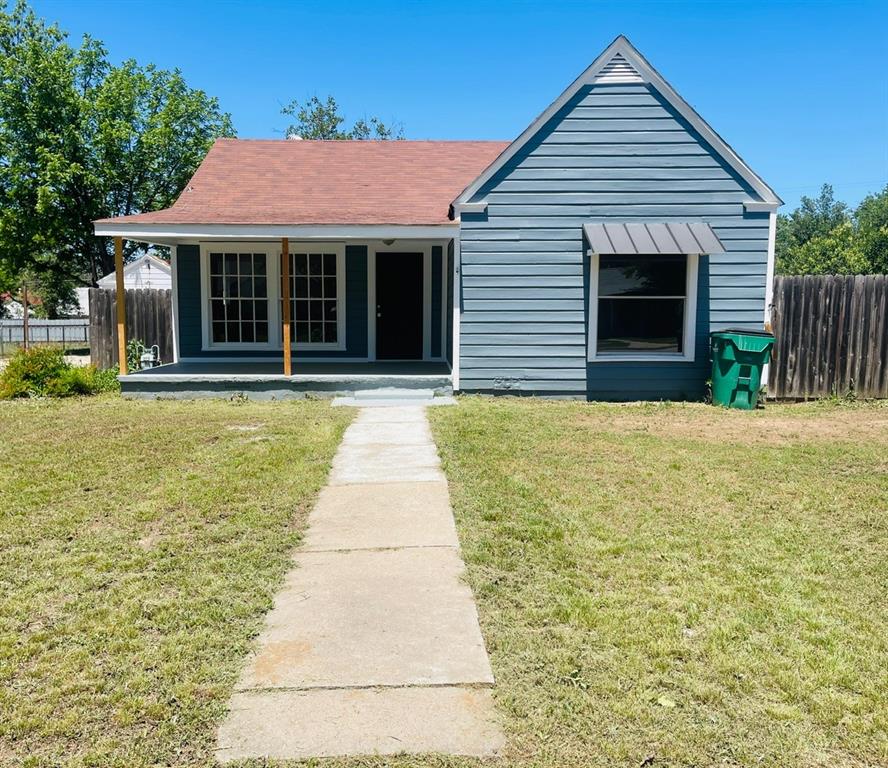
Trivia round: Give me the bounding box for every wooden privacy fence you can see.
[89,288,173,369]
[769,275,888,399]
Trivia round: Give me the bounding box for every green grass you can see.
[2,396,886,768]
[0,396,352,767]
[428,398,888,768]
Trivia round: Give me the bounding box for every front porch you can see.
[120,360,453,400]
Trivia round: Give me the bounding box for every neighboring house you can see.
[74,254,172,316]
[97,253,172,290]
[94,36,781,400]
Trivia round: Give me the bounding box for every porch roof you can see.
[94,139,508,229]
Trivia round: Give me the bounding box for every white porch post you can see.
[452,236,461,391]
[170,245,180,363]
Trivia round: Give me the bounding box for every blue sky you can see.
[32,0,888,210]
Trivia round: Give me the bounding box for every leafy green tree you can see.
[281,94,402,140]
[781,221,870,275]
[855,185,888,274]
[776,183,888,275]
[0,1,234,314]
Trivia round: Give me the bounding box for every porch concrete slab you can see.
[216,687,505,762]
[236,547,494,690]
[303,481,459,551]
[329,443,443,485]
[340,419,432,447]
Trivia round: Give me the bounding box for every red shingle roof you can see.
[96,138,509,227]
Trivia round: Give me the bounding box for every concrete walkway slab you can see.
[329,443,443,485]
[340,419,432,446]
[217,687,504,761]
[237,547,493,690]
[217,401,503,761]
[303,482,458,551]
[352,405,431,423]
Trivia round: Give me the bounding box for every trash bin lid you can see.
[711,327,774,339]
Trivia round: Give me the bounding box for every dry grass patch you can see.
[0,396,351,768]
[427,398,888,768]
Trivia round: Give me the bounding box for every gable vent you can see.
[593,53,644,84]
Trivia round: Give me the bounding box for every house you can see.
[97,253,172,291]
[74,254,172,316]
[94,36,781,400]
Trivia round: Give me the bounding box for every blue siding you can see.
[177,244,203,359]
[446,240,454,365]
[176,244,368,359]
[458,82,769,400]
[431,246,442,358]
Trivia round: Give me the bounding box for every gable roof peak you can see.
[454,35,781,209]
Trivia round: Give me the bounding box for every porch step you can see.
[353,388,436,401]
[332,388,457,408]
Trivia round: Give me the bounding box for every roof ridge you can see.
[212,137,510,145]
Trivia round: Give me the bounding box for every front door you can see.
[376,252,423,360]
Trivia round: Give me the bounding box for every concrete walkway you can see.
[216,406,503,761]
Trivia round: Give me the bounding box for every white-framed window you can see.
[199,242,347,351]
[281,245,346,350]
[204,248,275,349]
[587,252,698,362]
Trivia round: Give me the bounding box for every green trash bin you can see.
[710,328,775,410]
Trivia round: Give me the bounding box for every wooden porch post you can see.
[281,237,292,376]
[114,236,127,374]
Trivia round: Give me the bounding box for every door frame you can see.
[367,241,447,362]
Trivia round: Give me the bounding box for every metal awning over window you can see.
[583,222,725,255]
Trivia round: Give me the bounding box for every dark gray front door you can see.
[376,252,423,360]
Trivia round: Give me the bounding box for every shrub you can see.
[0,347,68,398]
[0,347,119,399]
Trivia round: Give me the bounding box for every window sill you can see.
[293,344,346,352]
[588,352,696,363]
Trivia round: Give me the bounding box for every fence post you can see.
[22,283,29,351]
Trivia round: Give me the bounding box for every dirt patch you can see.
[577,402,888,446]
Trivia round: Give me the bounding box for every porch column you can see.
[114,236,127,374]
[281,237,292,376]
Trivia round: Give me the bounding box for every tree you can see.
[776,183,888,276]
[0,1,234,315]
[281,95,402,140]
[855,185,888,274]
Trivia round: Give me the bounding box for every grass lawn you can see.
[2,396,886,768]
[0,396,352,767]
[429,398,888,768]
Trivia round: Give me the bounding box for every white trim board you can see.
[94,223,458,246]
[587,252,699,363]
[170,246,180,363]
[764,211,777,328]
[453,35,782,213]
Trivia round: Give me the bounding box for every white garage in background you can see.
[98,253,171,290]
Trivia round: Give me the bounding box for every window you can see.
[282,250,344,347]
[589,253,697,361]
[208,252,269,344]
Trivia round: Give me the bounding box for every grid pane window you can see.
[209,252,269,344]
[282,252,339,345]
[597,255,686,354]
